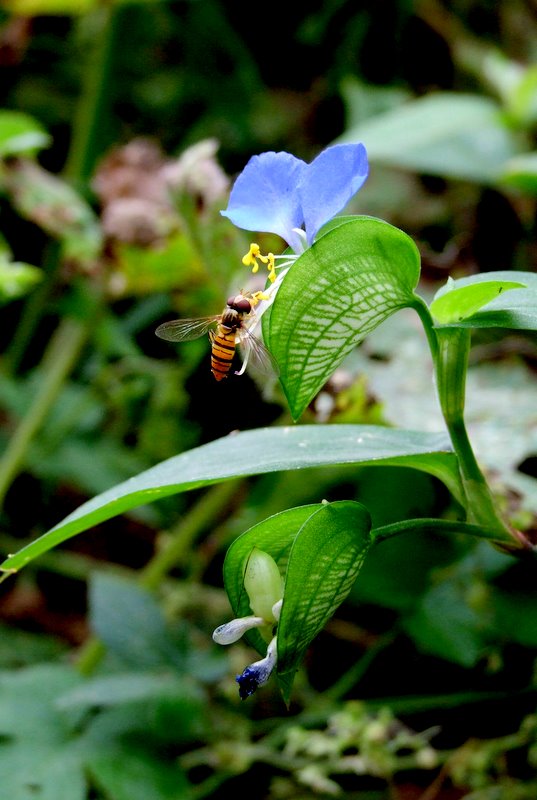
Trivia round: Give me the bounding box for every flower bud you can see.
[243,548,283,622]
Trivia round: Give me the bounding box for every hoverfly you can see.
[155,293,278,381]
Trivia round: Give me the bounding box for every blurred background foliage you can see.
[0,1,537,798]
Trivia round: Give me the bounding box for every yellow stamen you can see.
[266,253,276,283]
[242,242,274,277]
[250,290,270,306]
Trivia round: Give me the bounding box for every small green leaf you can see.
[499,152,537,194]
[0,425,459,576]
[0,260,42,303]
[430,278,526,324]
[222,501,373,701]
[2,160,102,268]
[267,216,422,419]
[0,111,50,157]
[432,271,537,330]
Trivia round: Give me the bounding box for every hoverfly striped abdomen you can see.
[209,295,253,381]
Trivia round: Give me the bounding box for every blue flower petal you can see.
[235,636,277,700]
[221,151,307,251]
[298,143,369,244]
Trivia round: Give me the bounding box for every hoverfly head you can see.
[227,294,252,314]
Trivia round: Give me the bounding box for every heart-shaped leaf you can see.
[266,216,422,420]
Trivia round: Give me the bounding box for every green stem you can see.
[435,327,510,535]
[4,243,61,374]
[0,5,120,503]
[64,5,121,183]
[323,633,395,702]
[139,480,242,591]
[411,294,439,363]
[372,517,518,547]
[0,316,90,509]
[413,298,529,551]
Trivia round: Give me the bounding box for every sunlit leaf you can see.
[0,111,50,157]
[0,260,42,303]
[430,277,526,324]
[266,216,422,419]
[0,425,460,576]
[3,0,95,13]
[338,93,520,183]
[433,271,537,330]
[500,152,537,194]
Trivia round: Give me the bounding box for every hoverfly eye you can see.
[226,296,237,307]
[233,297,252,313]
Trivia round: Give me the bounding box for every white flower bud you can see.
[212,615,265,645]
[243,548,283,621]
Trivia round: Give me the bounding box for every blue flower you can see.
[236,636,278,700]
[213,548,283,699]
[221,143,369,253]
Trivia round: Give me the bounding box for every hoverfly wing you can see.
[237,327,280,377]
[155,315,220,342]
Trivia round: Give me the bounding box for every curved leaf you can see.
[430,278,526,324]
[222,504,323,658]
[433,271,537,330]
[266,216,422,420]
[0,425,459,576]
[338,93,520,183]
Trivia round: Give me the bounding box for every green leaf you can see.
[0,260,42,303]
[0,425,460,576]
[0,664,86,800]
[338,92,520,183]
[266,216,422,420]
[493,588,537,647]
[404,578,491,668]
[222,501,373,701]
[430,278,526,324]
[499,152,537,194]
[86,744,191,800]
[432,271,537,330]
[2,160,102,268]
[223,505,323,658]
[277,502,372,682]
[56,672,201,711]
[89,573,184,670]
[0,111,50,157]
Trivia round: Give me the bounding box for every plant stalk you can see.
[0,317,90,509]
[414,299,529,551]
